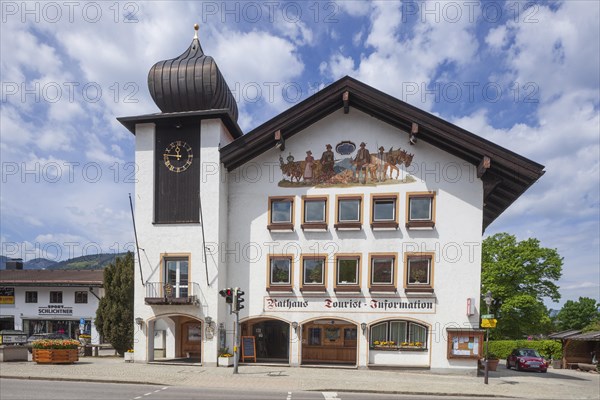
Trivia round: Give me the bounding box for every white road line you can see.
[162,387,168,390]
[154,389,161,393]
[322,392,339,399]
[286,391,292,400]
[134,397,142,400]
[143,393,152,396]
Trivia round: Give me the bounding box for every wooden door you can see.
[181,321,201,359]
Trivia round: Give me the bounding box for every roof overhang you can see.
[220,76,545,230]
[117,109,243,139]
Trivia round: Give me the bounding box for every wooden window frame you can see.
[301,195,328,231]
[404,252,435,293]
[267,254,294,292]
[368,253,397,292]
[160,253,192,298]
[49,291,63,304]
[371,193,399,229]
[406,191,436,229]
[74,291,88,304]
[334,254,361,292]
[369,320,428,349]
[268,196,295,231]
[300,254,327,292]
[334,194,363,230]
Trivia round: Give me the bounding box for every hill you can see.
[0,253,127,270]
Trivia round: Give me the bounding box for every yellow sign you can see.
[481,318,497,328]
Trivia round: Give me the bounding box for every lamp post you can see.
[484,291,493,385]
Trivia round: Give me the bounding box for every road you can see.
[0,378,517,400]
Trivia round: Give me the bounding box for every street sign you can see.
[481,318,497,328]
[481,314,494,319]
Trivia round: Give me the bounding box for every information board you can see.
[241,336,256,362]
[446,330,485,359]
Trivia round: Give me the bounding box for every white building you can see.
[119,29,544,373]
[0,270,104,344]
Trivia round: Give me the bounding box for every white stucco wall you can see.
[223,108,484,371]
[0,286,102,344]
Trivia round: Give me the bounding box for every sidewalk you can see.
[1,355,598,399]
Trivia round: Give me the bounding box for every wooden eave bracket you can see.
[409,122,418,145]
[343,91,350,114]
[477,156,491,179]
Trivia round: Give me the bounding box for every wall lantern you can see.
[361,322,367,333]
[135,317,144,327]
[291,321,298,332]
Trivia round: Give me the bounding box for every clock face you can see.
[163,140,193,172]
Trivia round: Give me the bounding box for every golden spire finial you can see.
[194,23,199,39]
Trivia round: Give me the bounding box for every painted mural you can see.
[278,141,415,187]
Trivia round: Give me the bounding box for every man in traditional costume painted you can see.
[320,144,335,180]
[354,142,370,183]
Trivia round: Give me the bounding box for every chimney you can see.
[6,258,24,270]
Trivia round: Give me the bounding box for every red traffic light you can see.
[219,288,233,304]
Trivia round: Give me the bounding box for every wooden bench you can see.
[565,356,592,369]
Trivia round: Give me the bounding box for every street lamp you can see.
[484,291,493,385]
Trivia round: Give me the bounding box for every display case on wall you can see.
[446,328,485,359]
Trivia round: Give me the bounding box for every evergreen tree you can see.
[95,252,134,355]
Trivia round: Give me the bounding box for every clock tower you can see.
[118,24,242,365]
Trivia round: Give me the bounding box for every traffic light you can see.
[219,288,233,304]
[235,288,245,311]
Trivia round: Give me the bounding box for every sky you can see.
[1,1,598,309]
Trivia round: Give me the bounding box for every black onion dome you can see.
[148,27,238,121]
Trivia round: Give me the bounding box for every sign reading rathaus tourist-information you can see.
[264,296,435,313]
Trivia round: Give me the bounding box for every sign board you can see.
[481,314,494,319]
[241,336,256,362]
[447,330,484,359]
[264,296,436,313]
[481,319,497,328]
[38,305,73,315]
[0,287,15,304]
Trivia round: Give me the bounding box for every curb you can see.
[0,375,164,386]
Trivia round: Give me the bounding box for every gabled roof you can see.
[0,270,104,287]
[549,329,600,341]
[220,76,545,230]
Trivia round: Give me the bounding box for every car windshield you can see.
[519,349,541,357]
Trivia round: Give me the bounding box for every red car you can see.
[506,348,548,372]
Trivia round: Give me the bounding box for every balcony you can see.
[144,282,202,306]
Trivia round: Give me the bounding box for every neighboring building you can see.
[119,28,544,373]
[0,270,104,344]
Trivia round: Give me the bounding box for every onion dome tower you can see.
[147,24,238,121]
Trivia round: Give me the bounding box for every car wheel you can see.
[515,362,521,371]
[541,369,547,373]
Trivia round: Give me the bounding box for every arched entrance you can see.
[301,318,357,365]
[241,318,289,363]
[149,314,202,363]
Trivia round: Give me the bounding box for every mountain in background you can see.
[0,253,126,270]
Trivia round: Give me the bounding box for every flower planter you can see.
[32,349,78,364]
[487,359,499,371]
[218,356,233,367]
[124,352,134,362]
[372,346,426,351]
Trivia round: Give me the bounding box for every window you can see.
[164,256,189,298]
[369,254,397,291]
[75,291,88,304]
[301,255,326,292]
[335,195,362,230]
[267,255,293,291]
[25,291,38,303]
[405,253,434,293]
[335,255,361,292]
[49,291,63,303]
[301,196,327,230]
[369,320,428,349]
[268,196,294,231]
[406,192,436,229]
[371,194,399,229]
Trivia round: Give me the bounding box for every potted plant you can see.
[124,349,134,362]
[486,353,500,371]
[32,339,80,364]
[218,347,234,367]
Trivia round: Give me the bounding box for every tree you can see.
[556,297,600,331]
[95,252,134,355]
[481,233,563,339]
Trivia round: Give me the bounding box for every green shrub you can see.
[485,340,562,360]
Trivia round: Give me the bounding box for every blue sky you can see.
[1,1,598,308]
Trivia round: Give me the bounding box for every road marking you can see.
[286,391,292,400]
[143,393,152,396]
[322,392,339,399]
[134,397,142,400]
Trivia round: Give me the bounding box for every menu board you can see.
[241,336,256,362]
[447,330,484,359]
